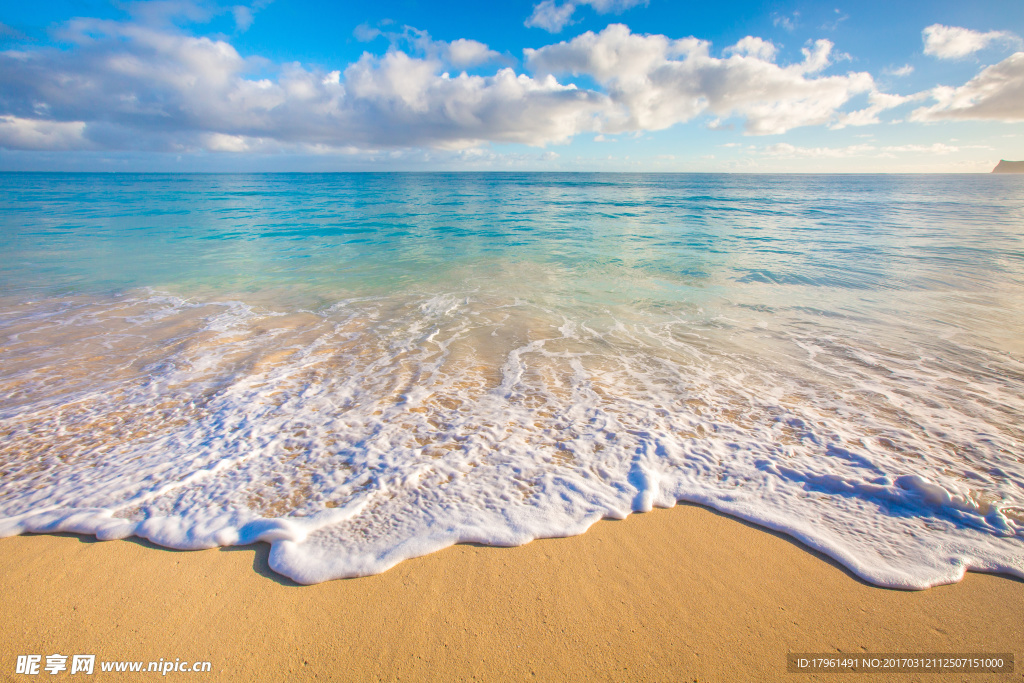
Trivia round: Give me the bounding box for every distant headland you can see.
[992,160,1024,173]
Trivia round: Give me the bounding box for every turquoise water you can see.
[1,172,1023,586]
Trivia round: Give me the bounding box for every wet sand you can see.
[1,503,1020,682]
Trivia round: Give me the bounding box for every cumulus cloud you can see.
[204,132,255,151]
[341,51,604,147]
[0,115,92,150]
[526,24,874,135]
[525,0,578,33]
[525,0,647,33]
[911,52,1024,122]
[5,13,996,157]
[353,25,502,68]
[0,18,603,152]
[724,36,777,61]
[444,38,502,68]
[922,24,1019,59]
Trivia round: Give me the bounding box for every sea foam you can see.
[0,287,1021,587]
[1,173,1022,587]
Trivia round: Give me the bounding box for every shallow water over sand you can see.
[2,172,1023,586]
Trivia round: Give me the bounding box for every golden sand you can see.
[1,503,1020,682]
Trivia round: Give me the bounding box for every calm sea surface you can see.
[1,173,1022,586]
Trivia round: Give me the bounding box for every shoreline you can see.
[2,502,1021,682]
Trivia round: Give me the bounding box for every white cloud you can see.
[922,24,1018,59]
[3,14,983,157]
[359,26,503,68]
[832,90,924,128]
[883,64,914,77]
[0,19,605,152]
[760,141,959,158]
[585,0,647,11]
[911,52,1024,122]
[0,115,91,150]
[525,0,647,33]
[232,6,253,32]
[724,36,777,61]
[341,53,604,147]
[881,143,958,154]
[763,142,876,158]
[234,0,273,32]
[445,39,501,68]
[526,25,874,135]
[525,0,578,33]
[203,132,262,151]
[798,39,834,74]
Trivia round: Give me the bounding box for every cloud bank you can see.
[0,14,1020,155]
[525,26,873,135]
[0,19,604,152]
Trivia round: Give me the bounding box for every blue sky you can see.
[0,0,1021,171]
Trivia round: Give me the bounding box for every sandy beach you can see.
[2,503,1020,682]
[3,0,1024,676]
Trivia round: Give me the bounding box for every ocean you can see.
[1,172,1022,588]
